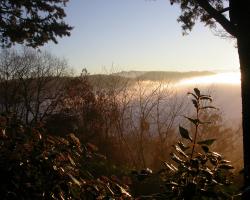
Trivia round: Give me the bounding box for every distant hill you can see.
[112,71,146,78]
[113,70,215,81]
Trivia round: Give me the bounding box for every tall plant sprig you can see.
[162,88,236,200]
[188,88,214,159]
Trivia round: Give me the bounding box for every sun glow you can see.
[178,72,241,86]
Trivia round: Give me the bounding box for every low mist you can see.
[176,72,242,124]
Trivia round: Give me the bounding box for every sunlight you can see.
[178,72,241,85]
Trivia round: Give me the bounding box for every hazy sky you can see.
[43,0,239,74]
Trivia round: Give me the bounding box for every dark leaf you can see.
[209,157,218,166]
[201,167,213,178]
[184,116,199,125]
[201,145,209,153]
[218,164,234,170]
[68,174,81,186]
[114,183,131,197]
[166,181,180,187]
[177,141,189,151]
[211,151,222,159]
[220,160,231,164]
[140,168,153,175]
[198,139,216,146]
[192,99,198,109]
[194,88,200,97]
[211,179,219,185]
[200,106,217,110]
[171,152,185,164]
[170,164,178,171]
[174,145,188,158]
[179,126,192,141]
[164,162,176,172]
[200,95,213,102]
[67,155,76,166]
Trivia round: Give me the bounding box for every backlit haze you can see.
[178,72,241,85]
[176,71,241,123]
[43,0,240,75]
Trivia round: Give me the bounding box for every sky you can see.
[42,0,240,74]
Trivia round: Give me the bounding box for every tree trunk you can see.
[232,2,250,198]
[238,29,250,199]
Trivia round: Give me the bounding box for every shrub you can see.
[0,114,132,199]
[161,88,237,199]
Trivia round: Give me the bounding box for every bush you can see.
[160,88,238,199]
[0,114,132,199]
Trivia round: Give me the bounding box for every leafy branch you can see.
[162,88,236,199]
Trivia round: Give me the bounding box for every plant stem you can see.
[191,101,199,159]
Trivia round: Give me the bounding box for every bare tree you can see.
[119,80,185,169]
[0,48,69,124]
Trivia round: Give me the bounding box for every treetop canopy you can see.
[0,0,72,48]
[170,0,242,38]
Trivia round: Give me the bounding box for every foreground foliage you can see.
[160,89,238,199]
[0,88,241,199]
[0,114,131,200]
[132,89,239,199]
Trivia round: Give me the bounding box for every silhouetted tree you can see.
[169,0,250,196]
[0,0,72,47]
[0,48,69,124]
